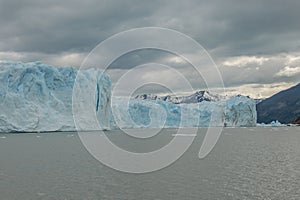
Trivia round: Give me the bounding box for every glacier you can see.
[111,95,257,129]
[0,61,111,132]
[0,61,257,133]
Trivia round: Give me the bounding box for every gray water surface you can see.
[0,127,300,200]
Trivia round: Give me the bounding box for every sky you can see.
[0,0,300,98]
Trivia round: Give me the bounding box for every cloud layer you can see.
[0,0,300,97]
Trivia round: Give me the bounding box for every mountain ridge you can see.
[135,90,224,104]
[257,83,300,124]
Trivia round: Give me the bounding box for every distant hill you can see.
[257,83,300,124]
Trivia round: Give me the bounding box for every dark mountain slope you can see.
[257,83,300,123]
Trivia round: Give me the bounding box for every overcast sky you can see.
[0,0,300,98]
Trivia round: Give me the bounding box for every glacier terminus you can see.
[0,62,257,132]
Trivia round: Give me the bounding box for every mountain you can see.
[291,116,300,125]
[135,91,224,104]
[256,83,300,124]
[135,94,159,101]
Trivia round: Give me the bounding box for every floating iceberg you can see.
[0,61,111,132]
[257,120,288,127]
[111,95,257,129]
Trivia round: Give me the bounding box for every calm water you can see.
[0,127,300,200]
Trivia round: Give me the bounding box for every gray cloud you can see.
[0,0,300,97]
[1,0,300,55]
[0,0,161,53]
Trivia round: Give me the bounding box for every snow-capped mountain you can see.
[135,91,224,104]
[135,94,159,101]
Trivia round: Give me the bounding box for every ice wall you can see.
[0,61,257,132]
[0,61,111,132]
[111,96,257,129]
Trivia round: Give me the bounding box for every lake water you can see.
[0,127,300,200]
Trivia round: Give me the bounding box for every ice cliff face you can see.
[111,96,257,129]
[0,61,111,132]
[72,68,111,131]
[0,61,257,132]
[224,96,257,126]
